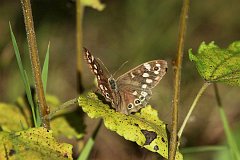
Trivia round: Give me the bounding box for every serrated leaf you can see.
[78,92,183,160]
[189,41,240,86]
[0,127,72,159]
[81,0,105,11]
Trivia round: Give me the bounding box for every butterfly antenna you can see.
[97,58,111,77]
[112,61,128,77]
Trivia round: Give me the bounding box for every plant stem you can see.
[76,0,85,94]
[169,0,190,159]
[178,82,211,138]
[20,0,50,129]
[213,84,240,160]
[47,98,78,119]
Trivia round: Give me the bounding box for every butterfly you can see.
[84,48,168,115]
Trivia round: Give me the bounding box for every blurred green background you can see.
[0,0,240,159]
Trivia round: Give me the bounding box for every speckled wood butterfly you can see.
[84,48,167,115]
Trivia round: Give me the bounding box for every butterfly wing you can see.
[116,60,168,114]
[84,48,117,104]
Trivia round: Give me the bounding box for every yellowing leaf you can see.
[78,92,183,160]
[189,41,240,86]
[81,0,105,11]
[14,95,85,139]
[0,103,28,132]
[0,127,72,159]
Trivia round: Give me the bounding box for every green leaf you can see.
[0,127,73,159]
[78,92,183,160]
[42,42,50,95]
[81,0,105,11]
[189,41,240,86]
[9,22,38,127]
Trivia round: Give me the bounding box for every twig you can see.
[169,0,190,159]
[178,82,211,138]
[76,0,85,94]
[20,0,50,129]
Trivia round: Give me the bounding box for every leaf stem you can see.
[169,0,190,159]
[76,0,85,94]
[47,98,78,119]
[178,82,211,138]
[20,0,50,129]
[213,84,240,160]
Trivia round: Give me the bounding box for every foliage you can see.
[189,41,240,86]
[78,92,183,160]
[0,127,72,159]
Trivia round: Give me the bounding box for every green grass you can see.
[9,22,39,127]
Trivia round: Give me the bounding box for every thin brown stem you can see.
[20,0,50,129]
[76,0,85,94]
[169,0,190,159]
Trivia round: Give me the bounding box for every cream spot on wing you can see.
[142,84,147,89]
[141,91,148,97]
[97,75,101,80]
[156,63,161,67]
[146,78,153,83]
[99,84,104,90]
[144,63,151,71]
[88,59,91,63]
[132,91,138,95]
[104,86,108,91]
[142,73,149,77]
[94,69,98,74]
[93,64,98,69]
[154,71,159,74]
[130,72,135,78]
[91,55,94,61]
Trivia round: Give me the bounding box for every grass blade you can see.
[77,137,94,160]
[42,42,50,94]
[77,120,102,160]
[9,22,38,127]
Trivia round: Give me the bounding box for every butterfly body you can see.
[84,48,167,115]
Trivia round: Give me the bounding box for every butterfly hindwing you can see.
[117,86,152,114]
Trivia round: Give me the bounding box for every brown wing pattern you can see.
[116,60,167,114]
[84,48,116,104]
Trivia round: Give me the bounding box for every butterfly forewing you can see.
[84,48,116,104]
[116,60,168,114]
